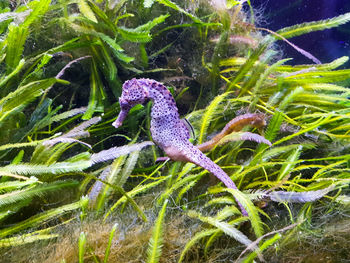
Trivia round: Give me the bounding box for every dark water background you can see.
[253,0,350,66]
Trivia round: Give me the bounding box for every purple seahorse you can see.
[113,78,248,216]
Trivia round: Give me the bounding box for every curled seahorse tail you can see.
[182,143,248,216]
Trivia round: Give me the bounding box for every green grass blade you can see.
[116,150,140,187]
[136,14,169,32]
[22,0,51,28]
[277,12,350,39]
[223,189,263,237]
[93,155,126,207]
[0,177,38,193]
[78,0,97,23]
[227,41,269,91]
[158,173,202,205]
[82,60,99,120]
[0,78,67,122]
[0,233,59,247]
[178,229,218,263]
[250,58,291,108]
[1,160,92,175]
[187,210,254,245]
[198,92,231,144]
[104,176,168,220]
[117,27,152,43]
[156,0,202,24]
[146,199,168,263]
[277,56,349,72]
[79,232,87,263]
[277,145,302,181]
[243,233,281,263]
[0,180,79,209]
[0,58,25,88]
[273,114,332,146]
[265,110,284,142]
[0,140,45,151]
[0,197,86,238]
[5,23,29,73]
[103,223,118,263]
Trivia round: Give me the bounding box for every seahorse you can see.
[113,78,254,215]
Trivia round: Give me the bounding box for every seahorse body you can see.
[113,78,248,215]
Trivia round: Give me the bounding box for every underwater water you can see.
[1,0,350,262]
[255,0,350,65]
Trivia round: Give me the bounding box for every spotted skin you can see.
[113,78,247,216]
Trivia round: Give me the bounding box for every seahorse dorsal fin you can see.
[181,118,196,139]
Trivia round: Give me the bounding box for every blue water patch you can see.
[253,0,350,66]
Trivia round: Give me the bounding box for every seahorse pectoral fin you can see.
[181,118,195,140]
[177,142,248,216]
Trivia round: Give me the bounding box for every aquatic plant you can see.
[0,0,156,248]
[0,0,350,262]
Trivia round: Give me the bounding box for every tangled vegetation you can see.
[0,0,349,262]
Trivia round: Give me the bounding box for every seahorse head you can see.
[120,78,149,106]
[113,78,149,128]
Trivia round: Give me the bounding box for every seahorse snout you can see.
[113,99,131,128]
